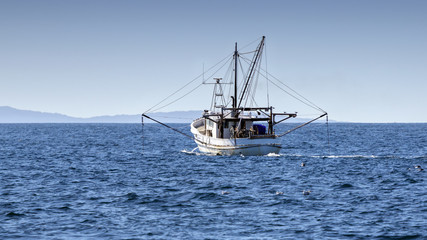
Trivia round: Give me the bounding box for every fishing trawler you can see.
[143,36,327,156]
[190,36,326,155]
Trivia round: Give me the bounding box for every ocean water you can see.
[0,123,426,239]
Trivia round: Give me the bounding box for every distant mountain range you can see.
[0,106,200,123]
[0,106,325,123]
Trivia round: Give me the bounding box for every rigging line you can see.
[224,60,234,108]
[240,61,325,113]
[244,59,255,107]
[255,69,324,112]
[266,77,324,113]
[210,82,216,110]
[265,43,270,108]
[251,63,263,107]
[150,82,204,113]
[223,59,234,106]
[264,70,326,113]
[239,54,258,103]
[203,57,234,84]
[144,53,232,114]
[239,50,257,55]
[203,56,234,84]
[242,48,263,108]
[245,53,263,108]
[238,38,264,108]
[240,54,326,113]
[238,36,263,52]
[239,56,253,108]
[219,82,226,107]
[237,55,256,105]
[150,57,233,113]
[237,57,249,106]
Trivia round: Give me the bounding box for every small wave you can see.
[374,234,423,239]
[339,183,354,188]
[6,212,25,217]
[58,205,72,210]
[125,192,139,201]
[195,192,219,200]
[266,153,282,157]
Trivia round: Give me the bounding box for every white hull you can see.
[196,142,281,156]
[191,122,280,156]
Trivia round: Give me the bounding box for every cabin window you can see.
[207,119,214,127]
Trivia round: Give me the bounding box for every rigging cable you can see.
[150,83,204,113]
[239,54,260,108]
[265,43,270,108]
[238,36,264,52]
[237,38,265,109]
[265,70,326,113]
[149,57,233,113]
[242,59,325,114]
[143,53,232,114]
[238,55,264,109]
[246,52,263,108]
[210,81,216,110]
[257,70,325,114]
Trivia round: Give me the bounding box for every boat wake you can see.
[181,151,426,160]
[266,153,381,159]
[180,149,218,156]
[266,154,427,160]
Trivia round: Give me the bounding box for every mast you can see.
[233,42,238,110]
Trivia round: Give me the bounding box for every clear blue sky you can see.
[1,0,426,122]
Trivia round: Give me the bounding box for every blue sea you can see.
[1,123,426,239]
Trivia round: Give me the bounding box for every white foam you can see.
[322,155,378,159]
[180,149,217,156]
[266,153,282,157]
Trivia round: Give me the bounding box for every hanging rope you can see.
[326,114,331,155]
[141,114,144,154]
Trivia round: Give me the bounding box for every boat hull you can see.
[191,122,281,155]
[196,142,281,156]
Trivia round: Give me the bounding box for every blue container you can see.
[253,124,266,135]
